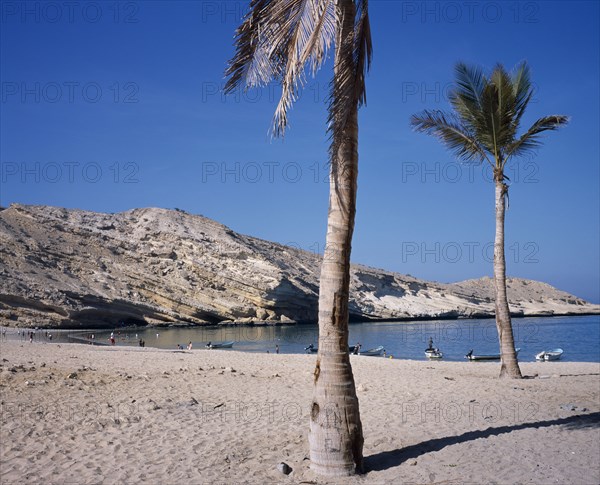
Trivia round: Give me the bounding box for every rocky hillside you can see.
[0,204,597,328]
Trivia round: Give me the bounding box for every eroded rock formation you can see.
[0,204,597,328]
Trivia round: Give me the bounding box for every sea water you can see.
[51,314,600,362]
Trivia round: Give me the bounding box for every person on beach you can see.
[187,341,193,351]
[275,345,279,354]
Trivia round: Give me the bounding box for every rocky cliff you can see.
[0,204,597,328]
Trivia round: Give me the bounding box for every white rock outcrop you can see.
[0,204,597,328]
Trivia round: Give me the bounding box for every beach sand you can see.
[0,339,598,484]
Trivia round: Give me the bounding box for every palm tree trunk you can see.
[308,0,363,476]
[494,180,523,378]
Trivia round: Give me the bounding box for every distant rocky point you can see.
[0,204,597,328]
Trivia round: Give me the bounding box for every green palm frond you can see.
[506,115,570,158]
[410,110,489,163]
[491,64,519,147]
[510,61,533,129]
[414,61,568,173]
[450,62,487,125]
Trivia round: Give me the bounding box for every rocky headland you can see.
[0,204,597,328]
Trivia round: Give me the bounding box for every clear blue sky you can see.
[1,1,598,303]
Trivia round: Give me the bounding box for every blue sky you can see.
[1,0,599,303]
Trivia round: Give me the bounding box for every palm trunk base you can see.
[309,353,364,476]
[499,351,523,379]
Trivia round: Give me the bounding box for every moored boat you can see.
[535,348,563,361]
[305,344,358,354]
[206,341,234,349]
[425,349,443,359]
[425,337,443,359]
[359,345,385,356]
[465,348,521,361]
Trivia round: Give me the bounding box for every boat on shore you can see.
[206,341,234,349]
[535,348,563,361]
[304,344,358,354]
[465,348,521,361]
[359,346,385,357]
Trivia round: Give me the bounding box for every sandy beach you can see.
[1,338,598,485]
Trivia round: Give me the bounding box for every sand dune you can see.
[1,339,598,484]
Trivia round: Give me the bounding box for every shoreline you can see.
[1,339,599,484]
[2,338,600,364]
[1,311,598,331]
[3,314,599,364]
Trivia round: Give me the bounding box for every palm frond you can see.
[506,115,569,158]
[479,80,500,157]
[272,0,338,136]
[224,0,273,93]
[490,64,518,154]
[225,0,339,137]
[353,0,372,107]
[410,110,489,163]
[298,0,337,73]
[511,61,533,128]
[450,62,487,125]
[327,0,371,161]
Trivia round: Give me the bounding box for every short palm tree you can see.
[410,62,568,378]
[225,0,372,474]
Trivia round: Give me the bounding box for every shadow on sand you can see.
[365,412,600,473]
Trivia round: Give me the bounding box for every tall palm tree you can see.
[410,62,568,378]
[225,0,372,475]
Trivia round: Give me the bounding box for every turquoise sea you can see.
[40,315,600,363]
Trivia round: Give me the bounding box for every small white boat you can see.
[206,341,234,349]
[466,348,520,361]
[535,348,563,361]
[425,337,442,359]
[359,345,385,356]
